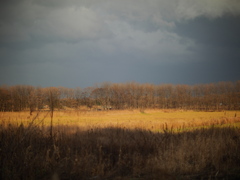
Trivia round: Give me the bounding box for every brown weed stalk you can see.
[1,124,240,179]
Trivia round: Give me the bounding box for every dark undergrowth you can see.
[1,123,240,180]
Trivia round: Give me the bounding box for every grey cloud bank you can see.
[1,0,240,87]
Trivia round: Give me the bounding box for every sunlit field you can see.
[1,109,240,131]
[1,109,240,179]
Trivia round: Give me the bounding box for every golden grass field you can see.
[2,109,240,179]
[1,109,240,132]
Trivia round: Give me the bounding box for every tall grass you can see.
[1,122,240,179]
[1,110,240,131]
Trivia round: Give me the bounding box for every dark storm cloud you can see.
[172,15,240,82]
[1,0,240,87]
[174,16,240,48]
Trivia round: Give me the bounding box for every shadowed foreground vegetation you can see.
[1,123,240,180]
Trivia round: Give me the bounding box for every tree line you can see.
[0,81,240,112]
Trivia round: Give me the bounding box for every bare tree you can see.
[0,86,12,111]
[45,87,60,138]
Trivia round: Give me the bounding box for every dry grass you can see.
[1,109,240,131]
[1,123,240,179]
[1,109,240,179]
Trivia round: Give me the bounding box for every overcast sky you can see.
[1,0,240,88]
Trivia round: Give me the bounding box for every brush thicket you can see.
[1,122,240,179]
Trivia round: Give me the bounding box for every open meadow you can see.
[1,109,240,131]
[1,109,240,179]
